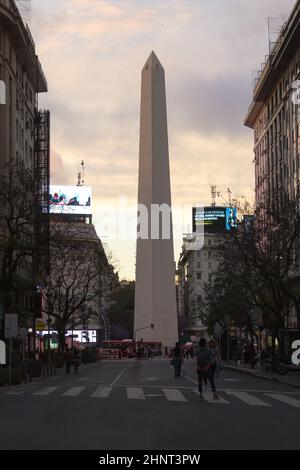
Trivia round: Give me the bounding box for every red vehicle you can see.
[101,340,162,358]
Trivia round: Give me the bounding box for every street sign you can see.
[5,314,18,338]
[35,318,46,331]
[0,340,6,365]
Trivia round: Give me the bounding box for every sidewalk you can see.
[224,361,300,389]
[0,361,99,390]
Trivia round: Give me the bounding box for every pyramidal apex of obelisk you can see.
[134,52,178,348]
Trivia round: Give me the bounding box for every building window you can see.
[197,272,201,280]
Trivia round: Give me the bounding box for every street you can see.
[0,359,300,450]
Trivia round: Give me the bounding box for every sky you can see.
[28,0,296,280]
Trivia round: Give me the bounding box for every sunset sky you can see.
[30,0,295,280]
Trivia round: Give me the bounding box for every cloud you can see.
[30,0,295,279]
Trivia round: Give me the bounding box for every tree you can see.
[0,164,47,328]
[41,241,101,351]
[200,195,300,355]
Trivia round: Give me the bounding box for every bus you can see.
[101,340,162,359]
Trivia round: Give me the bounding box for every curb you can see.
[224,364,300,389]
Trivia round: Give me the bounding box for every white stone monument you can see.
[134,52,178,348]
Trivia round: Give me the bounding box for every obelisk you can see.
[134,52,178,348]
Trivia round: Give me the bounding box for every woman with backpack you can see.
[196,338,219,400]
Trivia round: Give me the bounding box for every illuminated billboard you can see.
[49,185,92,215]
[192,206,237,234]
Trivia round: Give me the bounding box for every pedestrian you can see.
[164,346,168,358]
[196,338,219,400]
[208,338,219,381]
[64,347,72,375]
[171,342,183,378]
[72,349,81,375]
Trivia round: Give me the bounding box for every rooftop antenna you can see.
[227,188,232,207]
[211,185,217,207]
[15,0,32,26]
[77,160,85,187]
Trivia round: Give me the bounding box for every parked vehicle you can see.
[260,352,300,375]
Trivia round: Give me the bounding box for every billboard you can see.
[193,206,237,234]
[49,185,92,215]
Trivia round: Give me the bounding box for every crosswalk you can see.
[5,386,300,409]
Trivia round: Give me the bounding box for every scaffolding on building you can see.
[34,110,50,276]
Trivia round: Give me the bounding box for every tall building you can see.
[0,0,47,169]
[244,0,300,226]
[244,0,300,329]
[134,52,178,347]
[0,0,49,330]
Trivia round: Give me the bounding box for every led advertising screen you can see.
[49,185,92,215]
[193,206,237,234]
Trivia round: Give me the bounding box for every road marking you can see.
[7,391,25,395]
[162,388,187,402]
[127,387,145,400]
[226,391,271,406]
[193,390,229,404]
[144,394,164,397]
[62,387,86,397]
[33,387,59,396]
[185,376,198,385]
[110,368,127,386]
[224,378,240,382]
[92,387,112,398]
[266,393,300,408]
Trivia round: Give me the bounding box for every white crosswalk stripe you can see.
[193,389,229,404]
[266,393,300,408]
[92,387,112,398]
[33,387,59,396]
[226,391,271,406]
[162,388,187,402]
[127,387,145,400]
[62,387,86,397]
[6,386,300,409]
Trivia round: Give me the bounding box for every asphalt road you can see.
[0,358,300,450]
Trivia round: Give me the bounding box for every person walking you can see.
[197,338,219,400]
[208,338,219,381]
[171,342,183,378]
[72,349,81,375]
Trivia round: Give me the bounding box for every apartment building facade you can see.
[0,0,49,331]
[0,0,47,168]
[177,233,224,340]
[244,0,300,330]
